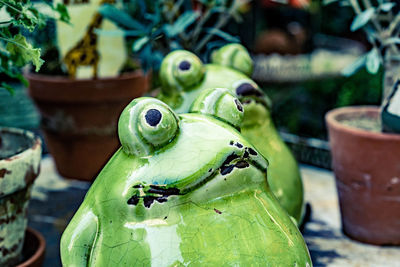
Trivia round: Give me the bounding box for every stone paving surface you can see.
[301,167,400,267]
[28,157,400,267]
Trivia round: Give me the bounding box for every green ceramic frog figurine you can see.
[157,44,305,224]
[60,96,312,266]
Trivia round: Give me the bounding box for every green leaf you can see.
[95,28,144,37]
[322,0,342,5]
[342,54,366,77]
[5,33,44,71]
[366,48,380,74]
[1,82,15,95]
[170,41,182,50]
[99,4,145,31]
[339,1,351,7]
[380,2,395,12]
[16,73,29,87]
[132,36,149,52]
[204,27,239,43]
[383,37,400,46]
[138,44,152,72]
[350,8,375,31]
[163,11,200,37]
[54,3,70,24]
[152,51,164,71]
[4,0,44,31]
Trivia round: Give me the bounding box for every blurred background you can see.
[0,0,383,168]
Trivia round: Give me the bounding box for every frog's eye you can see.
[160,50,205,94]
[233,80,263,98]
[233,80,272,109]
[190,88,244,129]
[118,98,179,156]
[211,44,253,77]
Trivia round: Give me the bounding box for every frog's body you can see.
[157,45,304,223]
[60,97,312,266]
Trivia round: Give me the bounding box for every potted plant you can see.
[0,1,68,265]
[0,128,42,266]
[26,0,150,181]
[325,0,400,245]
[98,0,243,77]
[0,4,46,262]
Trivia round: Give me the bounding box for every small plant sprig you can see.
[0,0,69,93]
[326,0,400,101]
[98,0,244,72]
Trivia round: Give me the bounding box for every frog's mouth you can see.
[126,142,267,209]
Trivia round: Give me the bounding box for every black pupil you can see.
[178,60,191,71]
[145,109,162,126]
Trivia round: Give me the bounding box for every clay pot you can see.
[326,106,400,245]
[17,228,46,267]
[27,72,150,181]
[254,29,306,55]
[0,128,42,266]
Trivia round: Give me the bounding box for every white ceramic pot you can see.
[0,128,41,266]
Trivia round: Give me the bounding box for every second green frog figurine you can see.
[157,44,305,224]
[61,94,312,266]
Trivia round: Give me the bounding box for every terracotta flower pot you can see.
[27,71,150,181]
[17,228,46,267]
[0,128,42,266]
[326,106,400,245]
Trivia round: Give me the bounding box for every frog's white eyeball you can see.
[139,105,178,146]
[160,50,205,94]
[190,88,244,129]
[118,98,179,156]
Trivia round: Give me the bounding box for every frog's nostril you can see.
[178,60,191,71]
[145,109,162,126]
[236,83,262,97]
[247,147,258,156]
[234,99,243,112]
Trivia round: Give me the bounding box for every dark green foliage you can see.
[324,0,399,78]
[0,0,69,94]
[264,68,382,139]
[99,0,240,72]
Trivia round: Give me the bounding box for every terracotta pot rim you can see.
[326,105,400,141]
[27,70,150,103]
[16,228,46,267]
[25,70,146,84]
[0,127,41,162]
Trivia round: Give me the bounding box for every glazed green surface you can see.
[159,64,257,114]
[157,46,304,223]
[241,102,304,221]
[61,112,311,266]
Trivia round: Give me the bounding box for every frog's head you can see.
[95,92,268,218]
[159,44,271,125]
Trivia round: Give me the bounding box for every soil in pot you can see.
[326,106,400,245]
[17,228,46,267]
[0,128,42,266]
[27,71,149,181]
[340,114,381,133]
